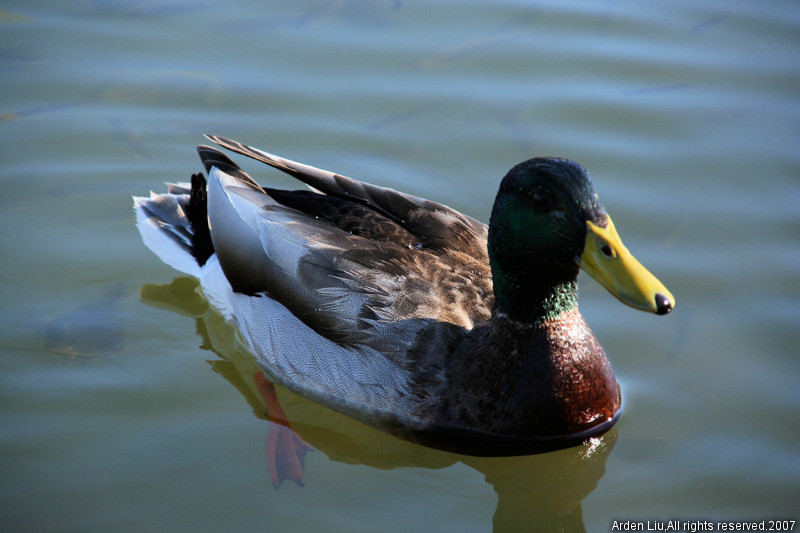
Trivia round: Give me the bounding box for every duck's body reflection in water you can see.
[141,277,615,531]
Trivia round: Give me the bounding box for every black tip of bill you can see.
[655,293,673,315]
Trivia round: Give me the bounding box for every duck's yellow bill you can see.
[578,217,674,315]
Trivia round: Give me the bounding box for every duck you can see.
[134,135,674,456]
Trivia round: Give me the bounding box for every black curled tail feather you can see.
[185,173,214,266]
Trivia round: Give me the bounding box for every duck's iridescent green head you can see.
[488,158,674,323]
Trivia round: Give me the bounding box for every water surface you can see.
[1,1,798,531]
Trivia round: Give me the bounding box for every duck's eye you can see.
[530,190,551,211]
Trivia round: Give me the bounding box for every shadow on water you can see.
[3,282,128,369]
[41,283,126,358]
[140,277,616,532]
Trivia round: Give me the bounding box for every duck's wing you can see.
[200,143,493,353]
[204,135,488,258]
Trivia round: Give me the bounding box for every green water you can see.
[1,1,798,531]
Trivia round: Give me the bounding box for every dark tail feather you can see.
[186,173,214,266]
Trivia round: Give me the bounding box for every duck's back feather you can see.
[204,135,489,256]
[198,141,494,335]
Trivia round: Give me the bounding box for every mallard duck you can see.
[134,135,673,456]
